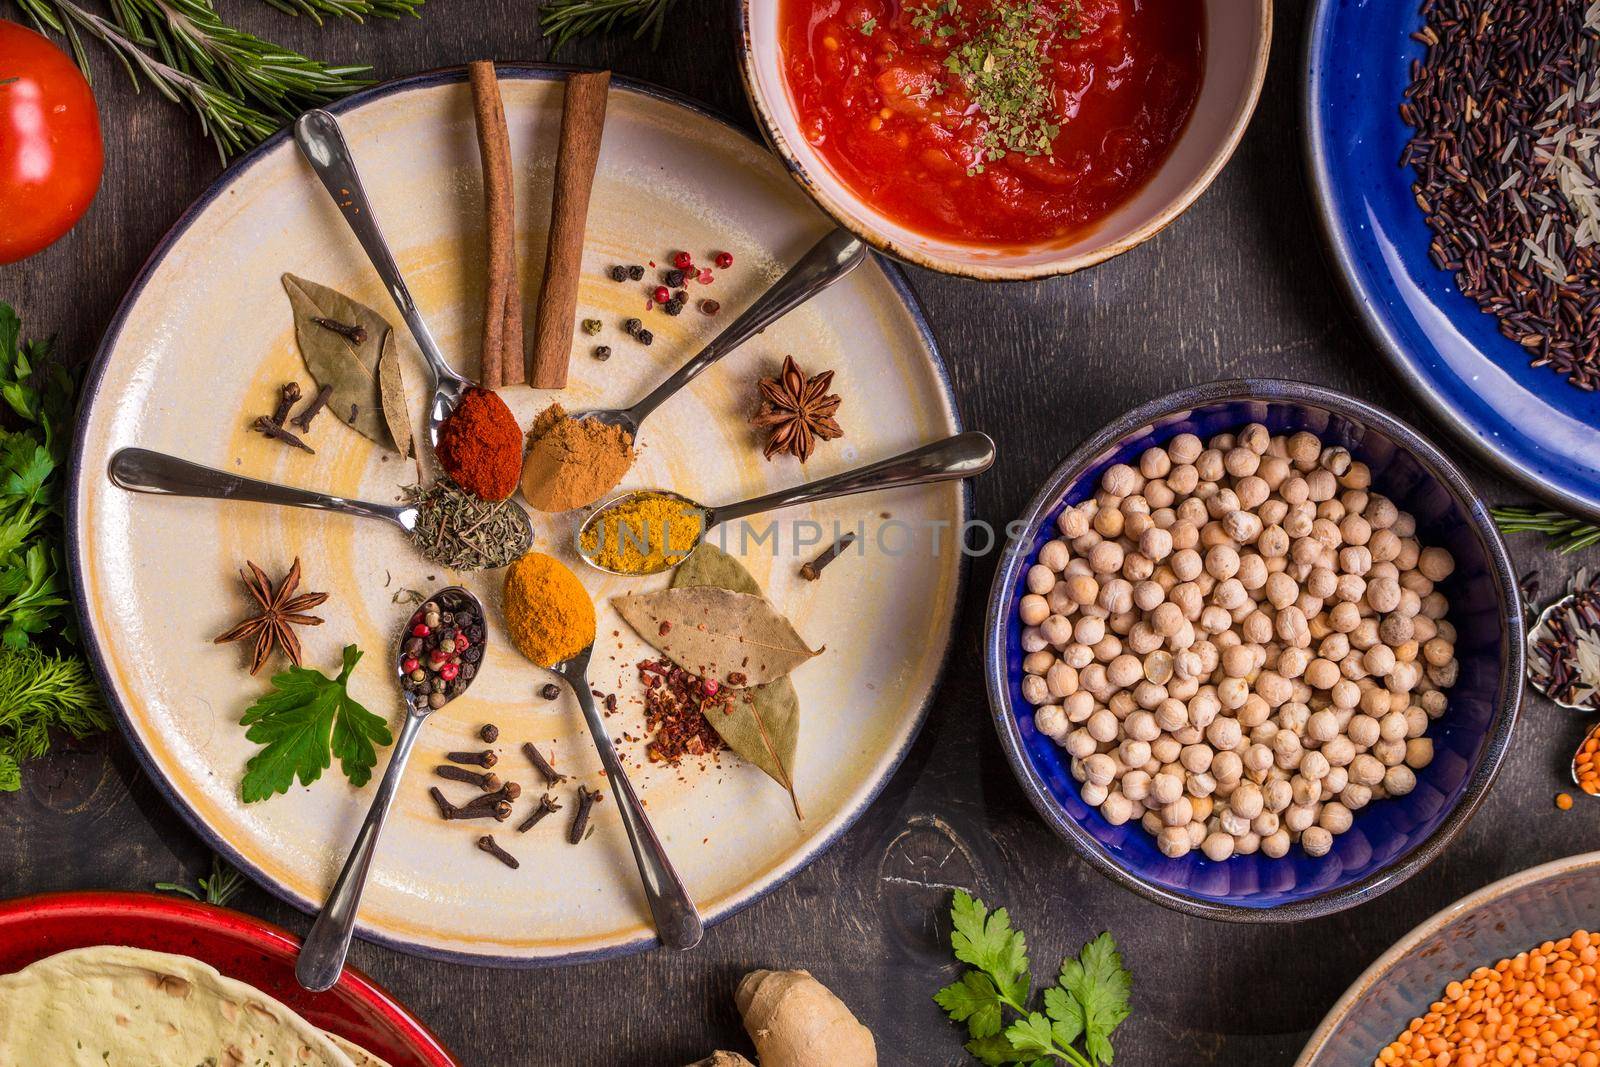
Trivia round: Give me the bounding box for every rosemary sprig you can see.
[538,0,679,52]
[11,0,393,159]
[260,0,423,23]
[1492,505,1600,554]
[155,853,247,908]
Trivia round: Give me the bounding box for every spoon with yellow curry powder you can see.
[298,586,486,992]
[501,552,703,950]
[577,431,997,577]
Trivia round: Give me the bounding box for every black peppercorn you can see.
[626,264,645,280]
[664,268,686,288]
[637,328,654,346]
[594,345,612,361]
[541,683,561,700]
[663,301,682,316]
[623,317,642,336]
[609,265,628,282]
[674,290,688,303]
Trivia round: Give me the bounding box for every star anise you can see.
[213,558,329,675]
[749,355,843,462]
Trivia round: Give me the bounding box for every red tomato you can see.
[0,20,104,265]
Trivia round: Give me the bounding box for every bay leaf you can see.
[376,331,413,458]
[672,544,802,819]
[613,585,820,688]
[672,541,761,596]
[282,273,390,444]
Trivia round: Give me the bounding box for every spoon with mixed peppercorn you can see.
[575,228,865,441]
[293,108,474,448]
[297,587,485,992]
[576,431,997,576]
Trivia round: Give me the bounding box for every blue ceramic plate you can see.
[1303,0,1600,522]
[985,381,1522,921]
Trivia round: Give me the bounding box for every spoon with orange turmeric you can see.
[501,552,703,950]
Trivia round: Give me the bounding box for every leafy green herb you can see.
[155,853,247,907]
[239,644,393,802]
[1492,505,1600,554]
[858,15,876,35]
[0,649,108,792]
[13,0,415,159]
[537,0,680,53]
[0,302,106,792]
[935,891,1132,1067]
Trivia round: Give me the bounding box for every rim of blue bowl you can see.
[983,378,1524,922]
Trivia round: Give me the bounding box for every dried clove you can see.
[251,416,315,453]
[447,749,498,768]
[435,764,499,791]
[477,835,520,869]
[290,383,333,432]
[522,742,566,786]
[310,316,367,344]
[517,792,562,833]
[269,382,302,426]
[479,723,500,743]
[800,533,858,581]
[568,785,603,844]
[430,785,514,821]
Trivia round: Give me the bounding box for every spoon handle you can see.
[561,656,703,951]
[710,431,996,526]
[108,448,411,529]
[297,708,430,992]
[292,109,467,392]
[625,229,866,428]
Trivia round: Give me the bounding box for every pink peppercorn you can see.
[411,623,430,637]
[672,250,693,270]
[715,251,733,269]
[440,663,460,681]
[402,657,419,673]
[653,285,670,304]
[696,268,714,284]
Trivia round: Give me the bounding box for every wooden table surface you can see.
[0,2,1588,1063]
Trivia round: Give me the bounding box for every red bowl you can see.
[0,891,457,1067]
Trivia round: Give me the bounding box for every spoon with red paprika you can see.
[293,108,473,449]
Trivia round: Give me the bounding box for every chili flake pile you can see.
[638,659,727,765]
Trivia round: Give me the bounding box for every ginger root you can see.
[735,969,876,1067]
[689,1055,754,1067]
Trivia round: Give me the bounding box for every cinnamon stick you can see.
[529,70,610,389]
[469,61,522,388]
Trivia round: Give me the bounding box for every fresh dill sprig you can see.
[155,853,248,908]
[1491,505,1600,554]
[259,0,424,24]
[0,650,108,792]
[538,0,679,53]
[12,0,393,159]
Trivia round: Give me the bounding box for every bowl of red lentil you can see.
[985,379,1523,921]
[1297,851,1600,1066]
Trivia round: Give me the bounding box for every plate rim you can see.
[66,62,969,967]
[1299,0,1600,523]
[0,888,459,1065]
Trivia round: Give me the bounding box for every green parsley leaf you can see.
[1058,933,1131,1065]
[936,970,1008,1039]
[859,15,876,35]
[950,889,1032,1005]
[239,645,392,801]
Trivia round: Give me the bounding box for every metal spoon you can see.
[577,431,997,576]
[577,229,866,440]
[106,448,533,561]
[293,108,473,446]
[545,643,703,951]
[297,586,485,991]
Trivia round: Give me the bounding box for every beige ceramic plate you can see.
[70,67,965,966]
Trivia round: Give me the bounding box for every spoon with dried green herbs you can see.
[293,108,474,447]
[107,448,531,571]
[577,431,996,576]
[297,586,484,991]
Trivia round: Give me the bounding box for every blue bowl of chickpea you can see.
[985,379,1524,921]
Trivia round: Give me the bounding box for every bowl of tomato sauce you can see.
[739,0,1271,280]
